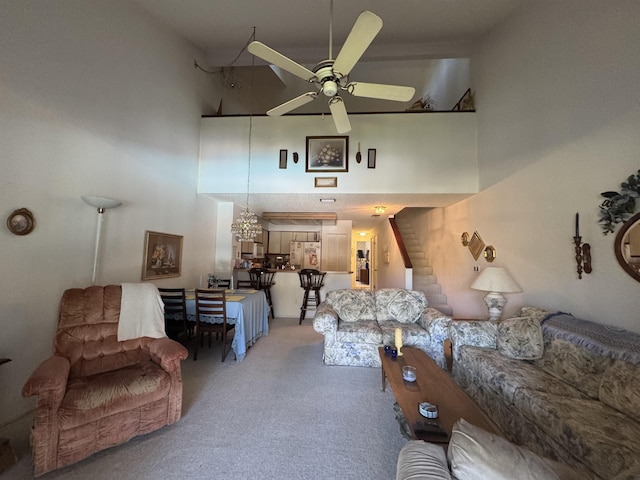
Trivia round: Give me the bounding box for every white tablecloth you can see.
[185,290,269,361]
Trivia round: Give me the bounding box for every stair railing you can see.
[389,217,412,269]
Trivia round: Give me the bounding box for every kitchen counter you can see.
[233,269,352,319]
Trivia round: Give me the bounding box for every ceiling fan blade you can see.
[267,92,318,116]
[248,41,316,82]
[332,11,383,78]
[328,97,351,133]
[348,82,415,102]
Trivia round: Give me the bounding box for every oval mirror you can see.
[614,211,640,282]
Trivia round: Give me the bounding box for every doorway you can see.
[355,240,370,288]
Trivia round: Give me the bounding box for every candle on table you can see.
[575,212,580,238]
[394,327,403,355]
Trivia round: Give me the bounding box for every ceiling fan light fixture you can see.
[322,79,339,97]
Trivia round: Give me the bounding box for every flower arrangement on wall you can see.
[599,169,640,234]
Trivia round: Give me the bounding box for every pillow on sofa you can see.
[448,418,582,480]
[497,316,544,360]
[327,289,376,323]
[599,359,640,423]
[376,289,426,324]
[396,440,451,480]
[518,306,555,324]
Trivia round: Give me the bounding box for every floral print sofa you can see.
[312,288,451,369]
[449,306,640,480]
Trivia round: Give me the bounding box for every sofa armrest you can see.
[149,337,188,371]
[22,355,70,407]
[448,320,498,364]
[418,308,452,343]
[313,302,339,335]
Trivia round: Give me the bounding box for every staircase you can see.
[394,217,453,316]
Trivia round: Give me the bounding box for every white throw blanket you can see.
[117,283,167,341]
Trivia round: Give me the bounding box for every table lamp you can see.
[470,267,521,321]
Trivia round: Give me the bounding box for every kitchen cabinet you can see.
[322,233,349,271]
[280,232,293,252]
[267,231,320,254]
[268,231,281,254]
[241,229,266,254]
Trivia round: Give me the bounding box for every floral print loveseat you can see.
[312,288,451,369]
[449,306,640,480]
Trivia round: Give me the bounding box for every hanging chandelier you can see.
[231,28,262,242]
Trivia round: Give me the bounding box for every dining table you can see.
[185,289,269,361]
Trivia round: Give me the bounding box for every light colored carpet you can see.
[2,318,406,479]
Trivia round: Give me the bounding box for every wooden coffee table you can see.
[379,346,500,443]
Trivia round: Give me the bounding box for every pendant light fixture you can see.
[231,28,262,242]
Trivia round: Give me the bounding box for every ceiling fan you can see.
[247,1,416,133]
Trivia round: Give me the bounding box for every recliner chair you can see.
[22,285,188,476]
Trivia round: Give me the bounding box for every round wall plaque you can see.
[7,208,35,236]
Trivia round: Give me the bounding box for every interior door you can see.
[371,235,378,291]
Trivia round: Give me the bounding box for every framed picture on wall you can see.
[305,136,349,172]
[142,231,183,280]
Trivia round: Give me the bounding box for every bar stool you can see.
[250,267,276,319]
[298,269,325,324]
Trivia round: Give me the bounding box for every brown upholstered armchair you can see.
[22,285,189,477]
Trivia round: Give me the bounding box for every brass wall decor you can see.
[573,212,592,279]
[293,152,299,164]
[7,208,35,235]
[461,232,469,246]
[468,231,485,260]
[484,245,496,262]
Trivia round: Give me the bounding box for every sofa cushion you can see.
[376,289,427,323]
[326,289,376,322]
[512,389,640,478]
[59,360,171,430]
[457,346,587,404]
[517,306,555,324]
[396,441,451,480]
[379,320,431,351]
[497,316,544,360]
[533,327,613,399]
[335,320,382,344]
[448,418,582,480]
[599,359,640,423]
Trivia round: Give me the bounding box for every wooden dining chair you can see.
[217,279,231,289]
[236,279,253,289]
[194,289,234,361]
[158,288,189,341]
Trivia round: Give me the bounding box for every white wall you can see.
[199,113,478,195]
[0,0,217,425]
[421,59,470,110]
[409,0,640,332]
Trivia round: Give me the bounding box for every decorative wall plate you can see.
[7,208,35,235]
[468,231,485,260]
[484,245,496,262]
[461,232,469,246]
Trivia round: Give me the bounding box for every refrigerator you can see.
[290,241,321,270]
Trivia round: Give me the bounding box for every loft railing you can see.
[389,217,412,269]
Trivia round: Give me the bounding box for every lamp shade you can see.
[81,196,122,210]
[470,267,521,293]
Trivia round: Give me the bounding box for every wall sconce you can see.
[574,212,592,279]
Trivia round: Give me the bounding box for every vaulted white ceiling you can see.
[132,0,522,230]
